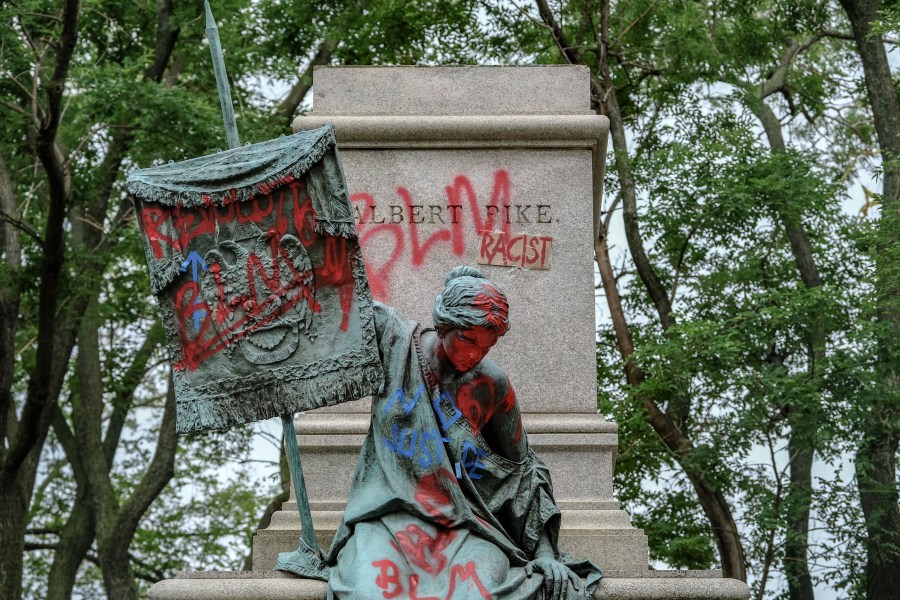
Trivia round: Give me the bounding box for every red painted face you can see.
[440,326,500,373]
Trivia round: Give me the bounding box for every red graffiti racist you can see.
[478,231,552,270]
[142,180,357,370]
[352,170,515,301]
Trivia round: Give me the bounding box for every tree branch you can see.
[42,0,81,137]
[103,320,164,465]
[277,36,340,127]
[0,208,45,248]
[144,0,179,83]
[51,403,83,479]
[2,0,81,481]
[117,369,176,545]
[0,152,22,446]
[600,52,675,332]
[535,0,583,65]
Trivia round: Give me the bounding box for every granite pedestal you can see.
[253,66,648,575]
[150,66,749,600]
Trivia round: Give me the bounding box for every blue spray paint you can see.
[181,251,208,330]
[384,384,426,416]
[180,250,208,281]
[433,391,462,429]
[460,440,488,480]
[383,425,450,468]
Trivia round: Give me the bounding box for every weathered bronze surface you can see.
[324,267,602,600]
[126,125,383,434]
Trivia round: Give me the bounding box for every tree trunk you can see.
[0,152,20,448]
[0,448,43,600]
[46,406,96,600]
[0,151,24,600]
[46,488,96,600]
[836,3,900,599]
[74,297,138,600]
[277,35,340,127]
[535,0,748,579]
[98,536,140,600]
[784,439,814,600]
[746,91,820,600]
[0,484,28,600]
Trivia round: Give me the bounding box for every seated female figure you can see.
[327,266,602,600]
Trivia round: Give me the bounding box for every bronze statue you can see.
[326,266,602,600]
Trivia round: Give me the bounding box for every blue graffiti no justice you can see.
[382,385,486,478]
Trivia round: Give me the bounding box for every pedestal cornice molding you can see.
[294,115,608,147]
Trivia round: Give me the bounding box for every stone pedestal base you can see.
[252,412,649,573]
[150,571,751,600]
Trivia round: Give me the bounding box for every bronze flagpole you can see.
[203,0,325,574]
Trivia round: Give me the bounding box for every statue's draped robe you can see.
[327,304,602,600]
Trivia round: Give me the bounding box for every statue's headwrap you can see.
[432,266,509,336]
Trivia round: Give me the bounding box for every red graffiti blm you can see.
[372,560,403,599]
[173,236,320,371]
[372,560,491,600]
[145,178,360,369]
[415,469,457,527]
[393,524,455,575]
[353,170,514,301]
[445,562,491,600]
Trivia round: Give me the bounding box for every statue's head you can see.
[432,266,509,372]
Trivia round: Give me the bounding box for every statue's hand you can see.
[525,556,581,600]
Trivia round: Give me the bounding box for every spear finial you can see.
[204,0,240,149]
